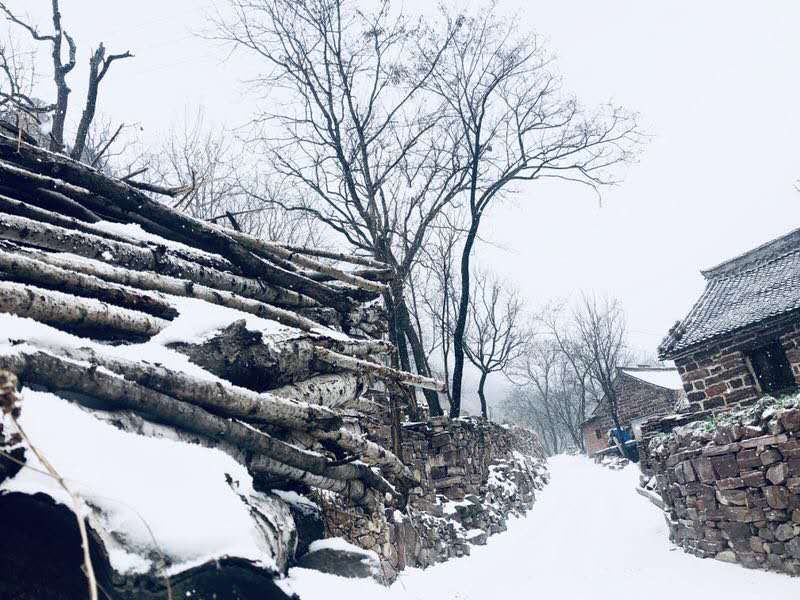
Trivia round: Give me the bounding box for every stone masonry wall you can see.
[673,316,800,414]
[644,396,800,574]
[318,417,548,580]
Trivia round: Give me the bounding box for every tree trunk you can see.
[402,311,444,417]
[478,371,488,419]
[450,221,480,417]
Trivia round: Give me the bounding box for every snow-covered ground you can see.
[282,455,797,599]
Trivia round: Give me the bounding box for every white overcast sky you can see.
[9,0,800,409]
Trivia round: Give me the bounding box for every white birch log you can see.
[0,281,166,337]
[0,249,178,320]
[0,213,317,308]
[0,350,393,505]
[314,346,446,392]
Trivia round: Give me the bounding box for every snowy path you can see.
[282,455,798,599]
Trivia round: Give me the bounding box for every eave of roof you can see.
[659,226,800,359]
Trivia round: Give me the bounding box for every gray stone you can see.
[715,549,738,563]
[775,523,796,542]
[767,462,789,485]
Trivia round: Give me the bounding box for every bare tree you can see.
[140,110,323,246]
[463,270,525,418]
[0,0,131,157]
[214,0,471,416]
[573,293,630,453]
[427,5,641,416]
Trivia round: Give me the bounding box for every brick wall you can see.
[673,317,800,414]
[582,372,681,455]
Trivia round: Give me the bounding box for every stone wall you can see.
[643,395,800,573]
[317,417,548,580]
[672,316,800,414]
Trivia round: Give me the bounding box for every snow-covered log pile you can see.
[0,130,444,598]
[318,417,549,576]
[642,392,800,575]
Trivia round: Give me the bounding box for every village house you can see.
[658,227,800,414]
[581,366,684,456]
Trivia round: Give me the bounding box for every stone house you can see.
[658,227,800,415]
[581,366,683,456]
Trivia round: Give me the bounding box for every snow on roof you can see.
[660,227,800,358]
[619,367,683,391]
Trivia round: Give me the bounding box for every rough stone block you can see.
[711,454,740,479]
[765,486,790,510]
[767,463,789,485]
[760,448,783,467]
[741,470,766,488]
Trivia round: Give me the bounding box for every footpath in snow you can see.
[282,454,798,599]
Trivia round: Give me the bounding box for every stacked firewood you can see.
[0,129,444,510]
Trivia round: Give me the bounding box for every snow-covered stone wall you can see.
[317,417,549,579]
[643,394,800,574]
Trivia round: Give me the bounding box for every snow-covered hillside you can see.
[282,455,798,599]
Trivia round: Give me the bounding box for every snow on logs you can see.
[0,129,443,512]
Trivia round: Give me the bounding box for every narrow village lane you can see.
[284,455,798,599]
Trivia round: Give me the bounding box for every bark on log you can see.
[171,321,393,393]
[221,229,388,294]
[0,351,391,506]
[314,346,446,392]
[0,143,356,311]
[268,373,368,408]
[0,213,317,309]
[0,282,166,338]
[0,249,178,320]
[11,247,325,330]
[47,345,343,432]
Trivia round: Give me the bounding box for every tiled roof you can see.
[659,227,800,358]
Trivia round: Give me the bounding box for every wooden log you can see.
[249,455,377,508]
[0,249,178,320]
[268,372,368,408]
[171,321,394,393]
[48,344,343,432]
[314,346,446,392]
[12,247,324,328]
[0,145,356,311]
[220,228,389,294]
[0,189,236,273]
[281,245,388,269]
[0,213,317,309]
[0,183,101,223]
[0,282,166,338]
[0,351,392,505]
